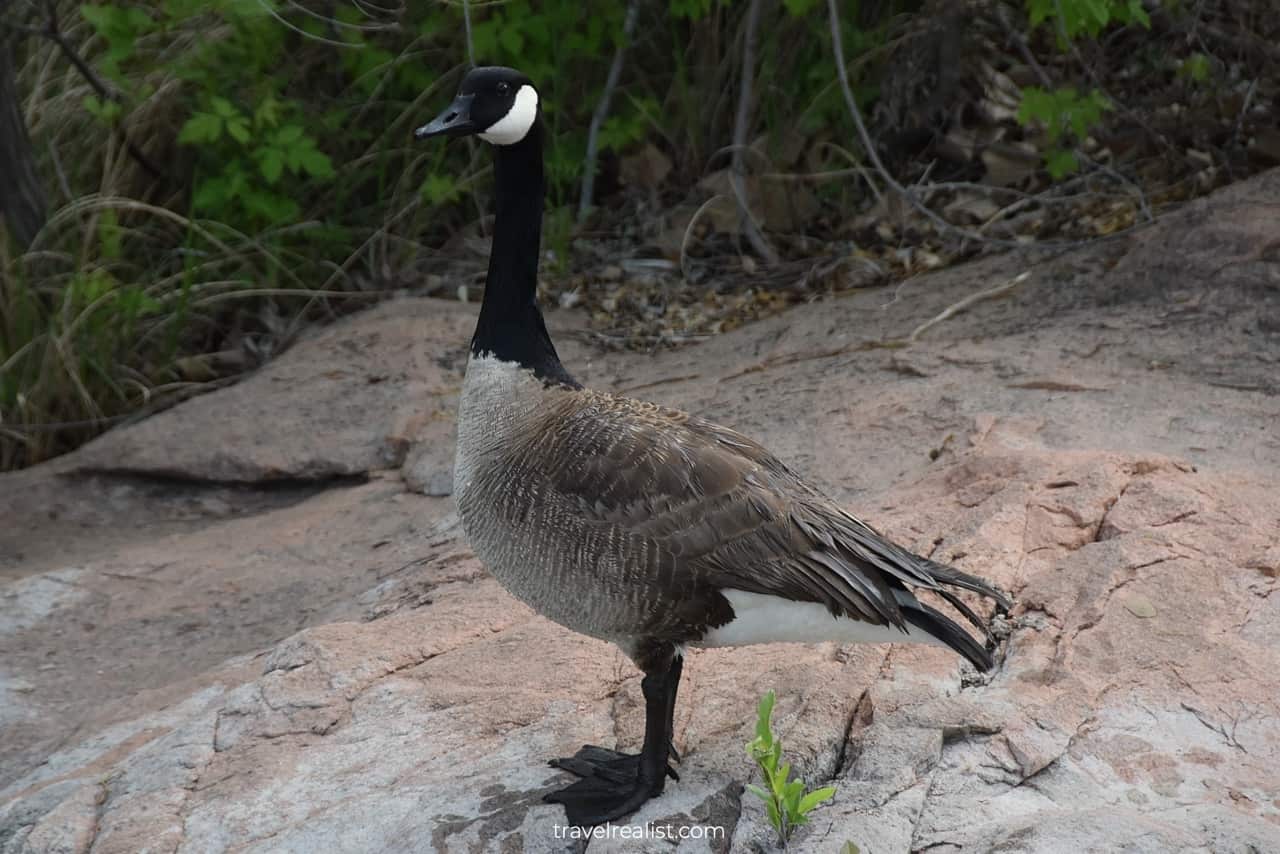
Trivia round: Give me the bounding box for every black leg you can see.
[545,649,684,826]
[665,653,683,764]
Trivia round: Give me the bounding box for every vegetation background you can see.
[1,0,1275,470]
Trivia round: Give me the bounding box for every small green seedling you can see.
[746,690,837,847]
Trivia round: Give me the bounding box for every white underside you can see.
[693,589,946,649]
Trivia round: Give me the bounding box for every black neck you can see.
[470,120,577,387]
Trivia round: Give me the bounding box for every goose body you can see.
[454,355,979,659]
[418,66,1009,828]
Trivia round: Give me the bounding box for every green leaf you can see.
[774,762,791,797]
[1016,87,1052,127]
[782,0,820,13]
[783,780,805,823]
[225,167,248,201]
[420,173,459,205]
[83,95,122,124]
[761,742,780,776]
[274,125,305,145]
[1046,149,1079,179]
[798,786,837,815]
[1084,0,1110,25]
[254,97,280,129]
[211,97,237,118]
[764,798,782,833]
[115,284,160,321]
[295,147,334,179]
[498,26,524,56]
[178,112,223,144]
[1180,53,1210,82]
[1026,0,1052,26]
[242,189,300,224]
[79,5,114,32]
[98,209,122,260]
[756,691,776,743]
[225,117,251,144]
[259,148,284,184]
[192,176,230,212]
[746,783,771,804]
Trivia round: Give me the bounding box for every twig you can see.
[283,0,398,32]
[46,127,74,202]
[997,5,1054,89]
[908,272,1030,342]
[616,373,702,394]
[24,1,165,179]
[578,0,641,223]
[729,0,778,264]
[460,0,481,229]
[462,0,475,67]
[678,194,730,282]
[721,339,905,382]
[1229,77,1257,155]
[1075,150,1152,223]
[815,141,882,202]
[255,0,364,48]
[705,142,772,175]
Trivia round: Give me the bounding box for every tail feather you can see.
[920,557,1013,611]
[892,555,1010,672]
[934,587,995,643]
[901,601,994,671]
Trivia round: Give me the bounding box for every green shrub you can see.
[1026,0,1149,43]
[1016,86,1111,178]
[1016,0,1147,178]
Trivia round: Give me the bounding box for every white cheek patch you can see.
[479,84,538,146]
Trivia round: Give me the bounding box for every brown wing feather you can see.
[538,391,919,636]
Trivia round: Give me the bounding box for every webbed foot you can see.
[545,744,673,826]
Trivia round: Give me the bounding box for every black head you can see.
[415,67,539,146]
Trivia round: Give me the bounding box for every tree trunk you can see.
[0,35,47,249]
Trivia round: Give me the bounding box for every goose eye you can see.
[496,82,511,96]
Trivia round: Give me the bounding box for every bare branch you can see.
[253,0,365,48]
[578,0,641,224]
[996,5,1053,89]
[679,194,730,282]
[462,0,475,68]
[908,272,1029,342]
[730,0,779,264]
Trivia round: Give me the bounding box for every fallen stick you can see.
[908,272,1030,343]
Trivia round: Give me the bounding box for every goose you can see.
[415,66,1010,828]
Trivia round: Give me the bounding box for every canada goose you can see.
[416,66,1010,827]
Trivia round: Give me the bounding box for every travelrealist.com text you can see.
[552,822,727,841]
